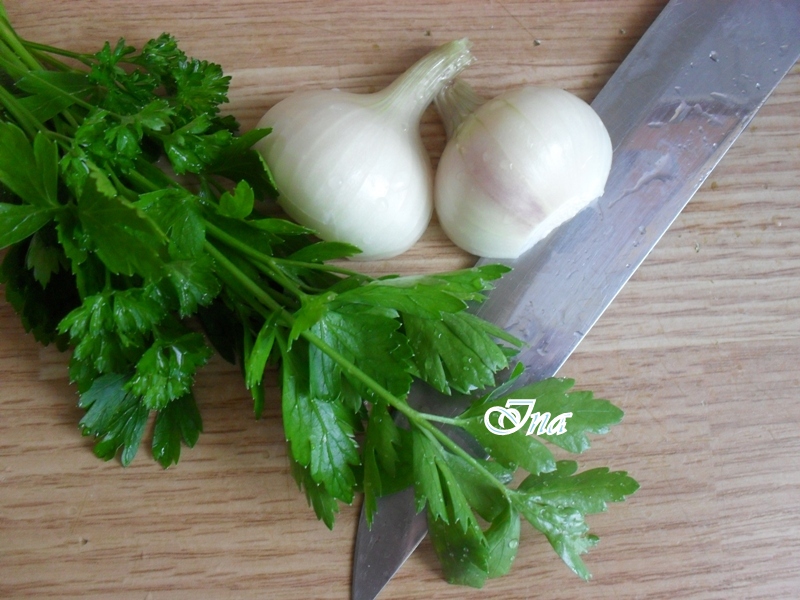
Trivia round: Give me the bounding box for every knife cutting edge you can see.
[352,1,800,598]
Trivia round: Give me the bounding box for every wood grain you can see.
[2,1,799,598]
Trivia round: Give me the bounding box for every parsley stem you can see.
[271,257,375,282]
[0,14,40,71]
[416,413,461,426]
[205,233,414,417]
[131,158,187,192]
[302,328,411,408]
[204,221,308,301]
[203,241,288,318]
[46,130,73,145]
[0,83,38,137]
[21,40,93,65]
[109,171,139,202]
[421,418,512,497]
[210,242,511,502]
[207,218,373,283]
[298,327,468,471]
[204,219,373,289]
[0,37,26,75]
[204,221,272,263]
[60,109,80,131]
[27,46,73,71]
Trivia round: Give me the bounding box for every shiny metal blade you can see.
[351,487,423,600]
[353,1,800,598]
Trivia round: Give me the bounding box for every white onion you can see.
[255,40,473,261]
[434,80,613,259]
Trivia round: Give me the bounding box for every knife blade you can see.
[352,1,800,598]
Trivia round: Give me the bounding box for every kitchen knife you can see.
[352,1,800,598]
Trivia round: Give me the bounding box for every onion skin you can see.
[254,40,473,261]
[434,84,613,259]
[256,90,433,261]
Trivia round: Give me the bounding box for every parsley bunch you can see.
[0,3,636,588]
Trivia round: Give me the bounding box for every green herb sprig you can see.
[0,2,636,587]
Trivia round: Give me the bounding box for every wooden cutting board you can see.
[2,1,799,598]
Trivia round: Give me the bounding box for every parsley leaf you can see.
[0,202,57,248]
[518,460,640,515]
[244,312,279,392]
[440,452,512,522]
[404,311,514,395]
[206,128,277,199]
[132,34,232,123]
[334,265,512,318]
[0,123,59,207]
[78,372,150,466]
[281,339,361,505]
[218,180,255,219]
[77,177,166,279]
[428,504,489,588]
[459,401,557,476]
[484,504,521,578]
[111,286,166,347]
[0,238,77,347]
[515,378,624,453]
[163,254,221,317]
[133,34,185,83]
[25,228,64,287]
[16,70,92,123]
[172,56,231,119]
[308,307,413,405]
[0,17,638,590]
[412,427,447,519]
[507,461,638,579]
[58,291,138,379]
[151,391,203,468]
[289,449,340,530]
[511,496,598,580]
[457,377,624,478]
[126,330,212,410]
[287,240,361,263]
[89,38,155,114]
[362,402,412,526]
[54,205,105,298]
[161,114,232,174]
[136,188,206,259]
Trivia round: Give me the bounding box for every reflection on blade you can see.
[352,0,800,598]
[351,487,426,600]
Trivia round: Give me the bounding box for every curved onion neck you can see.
[372,38,474,128]
[435,78,486,138]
